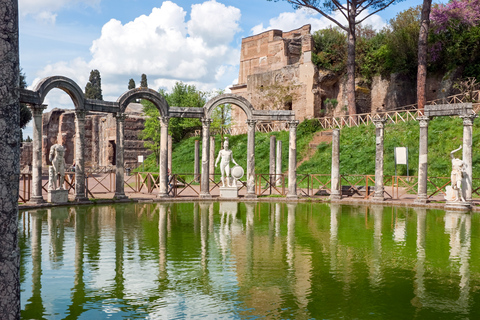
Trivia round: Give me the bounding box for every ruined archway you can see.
[33,76,85,110]
[117,88,169,117]
[205,93,254,120]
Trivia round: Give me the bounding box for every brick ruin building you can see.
[20,103,152,171]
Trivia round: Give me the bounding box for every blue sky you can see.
[19,0,422,136]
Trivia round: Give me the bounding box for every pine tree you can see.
[85,69,103,100]
[140,74,148,88]
[19,70,32,129]
[128,78,136,90]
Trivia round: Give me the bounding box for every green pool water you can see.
[19,202,480,319]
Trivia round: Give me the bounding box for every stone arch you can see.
[205,93,254,120]
[117,88,169,116]
[33,76,85,110]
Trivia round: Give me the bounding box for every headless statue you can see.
[215,137,238,187]
[446,145,466,202]
[48,144,66,190]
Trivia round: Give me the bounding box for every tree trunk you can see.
[347,18,357,119]
[417,0,432,115]
[0,0,21,318]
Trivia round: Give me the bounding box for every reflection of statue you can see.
[215,137,238,187]
[48,144,66,190]
[445,145,466,202]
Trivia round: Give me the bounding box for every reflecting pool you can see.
[19,203,480,319]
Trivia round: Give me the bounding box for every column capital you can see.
[114,112,128,122]
[460,113,477,126]
[159,116,170,127]
[417,116,430,128]
[28,104,47,115]
[288,120,300,128]
[201,118,213,127]
[75,110,87,121]
[372,117,386,128]
[246,119,257,128]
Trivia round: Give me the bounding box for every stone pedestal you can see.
[219,186,239,199]
[445,201,471,211]
[48,189,68,203]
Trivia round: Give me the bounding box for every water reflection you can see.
[19,203,480,319]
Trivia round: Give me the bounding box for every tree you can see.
[19,70,32,129]
[0,0,21,317]
[140,74,148,88]
[139,99,162,161]
[210,90,232,140]
[417,0,432,113]
[85,69,103,100]
[128,78,136,90]
[268,0,404,116]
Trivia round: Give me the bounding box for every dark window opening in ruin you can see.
[284,100,293,111]
[108,140,116,166]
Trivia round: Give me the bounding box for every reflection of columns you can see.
[415,116,429,204]
[200,203,209,273]
[286,204,296,269]
[461,114,476,202]
[370,205,383,287]
[209,136,215,180]
[330,204,340,272]
[331,129,341,200]
[158,116,170,198]
[275,203,281,237]
[270,135,276,189]
[114,206,125,298]
[29,104,47,204]
[245,203,255,277]
[194,139,200,181]
[276,140,282,187]
[246,119,257,198]
[200,119,212,198]
[70,207,86,318]
[158,204,168,276]
[75,110,88,201]
[114,112,128,199]
[287,120,299,198]
[413,208,427,307]
[372,119,386,201]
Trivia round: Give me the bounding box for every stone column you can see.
[194,139,200,182]
[331,128,341,200]
[269,135,276,189]
[461,113,477,203]
[372,118,386,201]
[157,116,169,198]
[209,136,215,180]
[74,110,88,201]
[287,120,299,198]
[276,140,282,187]
[91,116,99,168]
[245,119,257,198]
[200,118,212,198]
[29,104,47,204]
[168,135,172,173]
[114,112,127,199]
[415,116,429,204]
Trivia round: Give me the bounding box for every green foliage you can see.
[140,74,148,88]
[128,78,136,90]
[85,69,103,100]
[312,27,346,72]
[139,100,161,161]
[19,70,31,130]
[210,90,231,139]
[297,118,321,136]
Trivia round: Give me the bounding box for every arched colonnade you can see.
[20,76,298,203]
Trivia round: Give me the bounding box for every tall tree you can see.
[0,0,21,317]
[140,74,148,88]
[85,69,103,100]
[128,78,136,90]
[417,0,432,114]
[210,90,232,140]
[19,71,32,129]
[268,0,404,115]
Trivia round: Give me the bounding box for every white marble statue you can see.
[445,145,466,202]
[48,143,66,190]
[215,137,239,187]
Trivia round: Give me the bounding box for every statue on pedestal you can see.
[215,137,239,187]
[48,143,66,190]
[445,145,466,202]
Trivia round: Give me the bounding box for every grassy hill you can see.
[140,116,480,179]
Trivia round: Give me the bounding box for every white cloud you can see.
[33,0,241,100]
[251,7,386,34]
[19,0,100,24]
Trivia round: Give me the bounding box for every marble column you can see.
[269,135,276,189]
[461,113,477,203]
[74,110,88,201]
[245,119,257,198]
[287,120,299,198]
[331,128,341,200]
[415,116,429,204]
[168,135,172,173]
[276,140,282,187]
[194,139,200,182]
[209,136,215,180]
[114,112,127,199]
[157,116,170,198]
[200,118,212,198]
[372,118,386,201]
[28,104,47,204]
